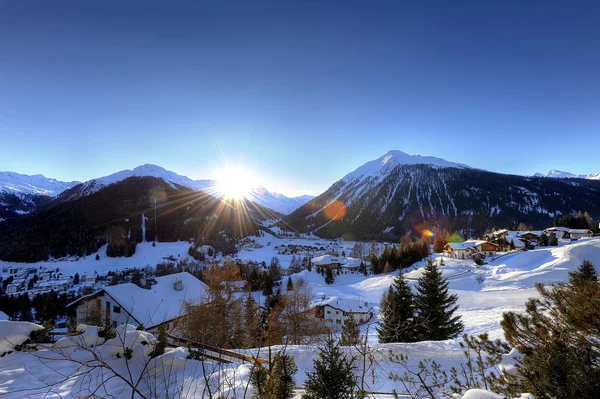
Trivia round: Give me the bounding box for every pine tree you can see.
[539,233,549,247]
[415,261,463,340]
[378,273,417,343]
[287,277,294,291]
[73,273,80,285]
[548,232,558,246]
[325,268,334,285]
[569,259,597,285]
[340,316,360,346]
[95,254,100,261]
[303,336,358,399]
[251,353,298,399]
[359,261,367,276]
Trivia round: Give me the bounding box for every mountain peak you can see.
[535,170,600,180]
[343,150,470,182]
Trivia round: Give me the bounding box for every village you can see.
[0,223,595,342]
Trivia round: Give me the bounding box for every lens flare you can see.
[323,200,347,221]
[216,167,256,200]
[422,228,434,238]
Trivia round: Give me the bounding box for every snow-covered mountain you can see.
[284,150,600,240]
[343,150,471,183]
[535,170,600,180]
[0,172,80,223]
[1,165,312,215]
[0,172,79,197]
[248,187,314,215]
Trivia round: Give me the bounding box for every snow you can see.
[2,233,599,397]
[535,169,600,180]
[0,320,43,355]
[343,150,471,183]
[0,311,9,321]
[99,272,209,329]
[0,171,79,197]
[461,389,503,399]
[0,241,194,280]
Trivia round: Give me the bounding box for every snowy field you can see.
[1,237,599,397]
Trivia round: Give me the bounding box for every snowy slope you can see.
[65,164,311,214]
[343,150,471,183]
[247,187,314,215]
[0,171,79,197]
[535,169,600,180]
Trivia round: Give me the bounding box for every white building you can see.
[68,272,209,332]
[311,296,374,332]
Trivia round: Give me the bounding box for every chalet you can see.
[340,258,363,273]
[543,226,571,238]
[568,229,593,240]
[311,296,374,332]
[444,242,478,259]
[518,231,542,242]
[543,227,593,240]
[311,255,343,269]
[445,240,498,260]
[473,241,499,257]
[67,272,209,332]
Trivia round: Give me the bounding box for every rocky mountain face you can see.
[534,170,600,180]
[283,152,600,240]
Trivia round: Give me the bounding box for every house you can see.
[67,272,209,332]
[311,296,374,332]
[568,229,593,240]
[518,231,542,242]
[6,284,19,294]
[444,240,498,260]
[340,258,363,273]
[543,226,571,238]
[543,227,593,240]
[504,236,526,249]
[444,242,478,259]
[473,241,499,257]
[311,255,343,270]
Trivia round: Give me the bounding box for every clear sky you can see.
[1,1,599,196]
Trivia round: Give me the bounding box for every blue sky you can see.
[1,1,599,196]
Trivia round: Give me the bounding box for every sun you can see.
[215,167,256,200]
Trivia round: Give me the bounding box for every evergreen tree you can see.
[340,316,360,346]
[303,336,358,399]
[95,254,100,261]
[73,273,80,285]
[378,273,417,343]
[359,261,367,276]
[287,277,294,291]
[539,233,549,247]
[415,261,463,340]
[569,259,597,285]
[250,353,298,399]
[549,232,558,246]
[325,268,335,285]
[502,279,600,398]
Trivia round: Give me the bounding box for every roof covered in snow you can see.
[311,296,373,314]
[102,272,208,329]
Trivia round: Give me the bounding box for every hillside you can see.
[0,176,278,262]
[283,151,600,240]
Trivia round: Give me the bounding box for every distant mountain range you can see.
[282,150,600,240]
[534,170,600,180]
[2,151,600,262]
[0,165,314,219]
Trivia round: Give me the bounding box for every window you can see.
[336,319,341,324]
[113,306,121,314]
